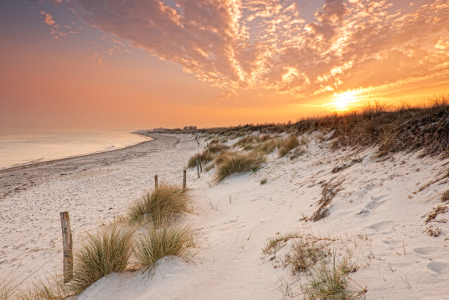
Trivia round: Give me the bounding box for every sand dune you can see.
[1,132,449,299]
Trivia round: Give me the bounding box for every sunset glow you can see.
[329,90,361,112]
[1,0,449,130]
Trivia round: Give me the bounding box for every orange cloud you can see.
[40,10,78,38]
[66,0,449,101]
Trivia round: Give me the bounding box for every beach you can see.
[0,134,200,284]
[1,132,449,299]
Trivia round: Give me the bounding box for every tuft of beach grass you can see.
[215,152,265,182]
[133,221,198,270]
[128,184,192,224]
[69,223,135,294]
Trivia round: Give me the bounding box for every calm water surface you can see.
[0,131,151,169]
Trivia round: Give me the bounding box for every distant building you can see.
[152,127,165,131]
[183,126,197,130]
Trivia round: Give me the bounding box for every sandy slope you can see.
[2,133,449,299]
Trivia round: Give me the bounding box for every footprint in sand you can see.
[412,246,438,256]
[365,220,393,232]
[427,261,449,274]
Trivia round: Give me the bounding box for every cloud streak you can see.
[41,10,78,38]
[69,0,449,101]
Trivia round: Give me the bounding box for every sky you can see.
[0,0,448,131]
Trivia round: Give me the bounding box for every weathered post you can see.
[60,211,73,283]
[199,157,203,173]
[195,136,199,146]
[183,169,187,190]
[196,160,200,178]
[155,175,158,189]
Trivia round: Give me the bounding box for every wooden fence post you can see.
[60,211,73,283]
[183,170,187,190]
[199,157,203,173]
[196,160,200,178]
[155,175,158,189]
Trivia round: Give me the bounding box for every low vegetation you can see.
[187,150,213,168]
[301,254,365,299]
[278,134,300,158]
[69,223,135,294]
[208,143,229,153]
[205,95,449,158]
[263,231,368,299]
[134,222,198,270]
[128,184,191,224]
[216,152,266,181]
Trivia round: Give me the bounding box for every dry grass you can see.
[424,205,448,224]
[0,272,17,300]
[301,253,366,299]
[69,223,135,294]
[17,275,67,300]
[278,134,300,158]
[134,222,198,270]
[208,143,229,153]
[128,184,192,224]
[263,231,368,299]
[205,95,449,158]
[215,152,266,182]
[310,179,344,222]
[252,139,279,155]
[187,150,214,168]
[442,190,449,202]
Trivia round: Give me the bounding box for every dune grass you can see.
[252,139,279,155]
[128,184,191,224]
[134,222,198,269]
[17,275,67,300]
[187,150,214,168]
[205,95,449,158]
[0,272,17,300]
[216,152,266,182]
[278,134,300,158]
[301,253,365,299]
[69,223,135,294]
[208,143,229,153]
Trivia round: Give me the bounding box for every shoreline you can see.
[0,131,154,172]
[0,133,181,201]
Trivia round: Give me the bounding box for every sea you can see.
[0,130,151,170]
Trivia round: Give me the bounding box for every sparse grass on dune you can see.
[17,275,67,300]
[233,136,257,149]
[187,150,214,168]
[278,134,300,158]
[216,152,266,182]
[69,223,135,294]
[128,184,191,224]
[207,143,229,153]
[0,272,17,300]
[205,95,449,157]
[252,139,279,155]
[301,253,365,300]
[134,222,198,269]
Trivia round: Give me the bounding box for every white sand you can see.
[2,133,449,299]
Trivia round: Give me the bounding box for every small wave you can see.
[105,146,116,151]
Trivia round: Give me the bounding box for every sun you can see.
[331,90,359,111]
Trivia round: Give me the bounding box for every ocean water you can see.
[0,131,151,169]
